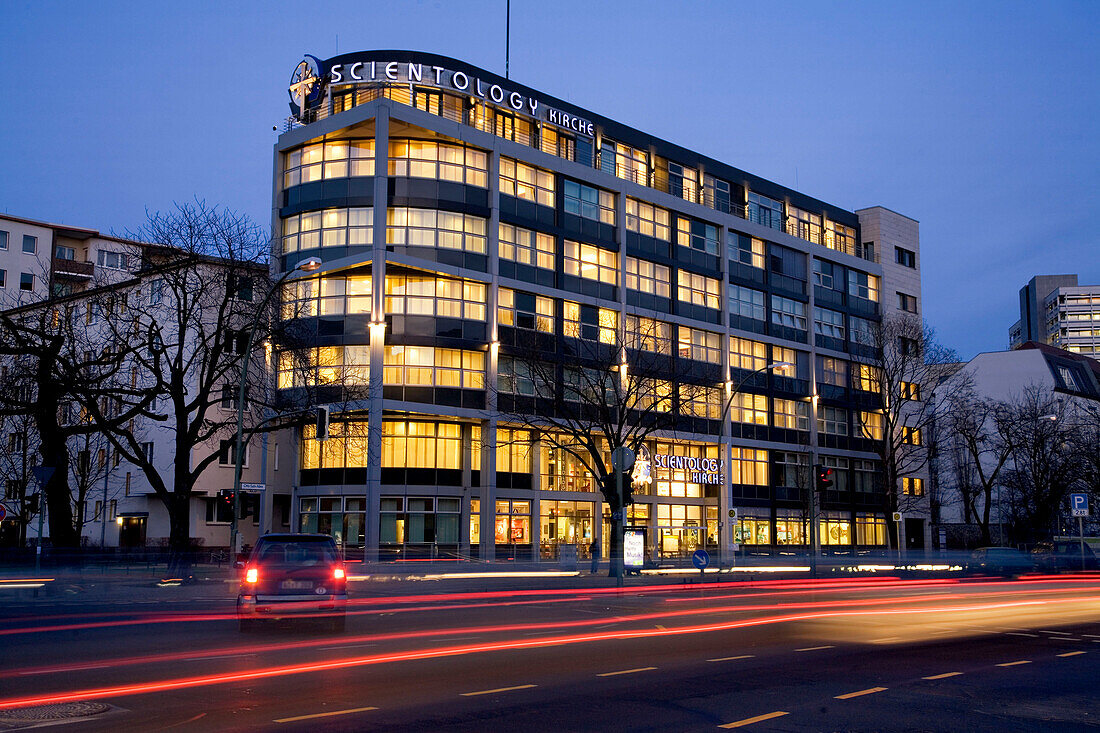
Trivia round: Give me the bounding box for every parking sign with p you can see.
[1070,493,1089,517]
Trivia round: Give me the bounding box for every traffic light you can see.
[218,489,236,517]
[316,406,330,441]
[620,470,636,507]
[239,492,259,520]
[27,493,40,514]
[815,464,834,492]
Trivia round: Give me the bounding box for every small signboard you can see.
[892,512,903,523]
[727,508,738,519]
[624,531,645,569]
[240,483,266,492]
[692,548,710,570]
[1070,493,1089,517]
[557,543,577,569]
[0,505,6,522]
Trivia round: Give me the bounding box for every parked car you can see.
[966,547,1036,577]
[236,533,347,632]
[1031,541,1100,572]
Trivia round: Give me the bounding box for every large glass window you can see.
[298,497,367,547]
[381,422,463,469]
[817,406,849,436]
[384,273,486,320]
[825,221,857,256]
[495,500,532,544]
[300,422,369,469]
[814,307,846,340]
[625,257,670,298]
[625,315,672,354]
[771,295,807,330]
[499,223,554,270]
[850,316,876,346]
[277,345,370,389]
[666,161,699,204]
[735,234,765,269]
[601,139,649,184]
[563,301,617,343]
[388,139,487,187]
[731,393,768,425]
[379,496,461,546]
[787,205,822,244]
[847,270,879,302]
[677,326,721,364]
[563,180,615,224]
[855,513,887,545]
[499,157,554,206]
[383,346,485,388]
[564,240,618,285]
[282,274,372,318]
[677,271,721,309]
[729,284,766,321]
[817,356,848,389]
[729,336,767,371]
[858,411,884,440]
[677,218,719,255]
[497,356,552,398]
[774,451,808,488]
[283,140,374,188]
[730,447,768,486]
[653,442,718,498]
[386,208,487,254]
[819,512,852,546]
[735,514,771,545]
[626,198,670,240]
[776,510,808,546]
[541,439,605,492]
[747,192,783,230]
[282,207,372,254]
[773,398,810,430]
[679,385,722,419]
[498,288,554,333]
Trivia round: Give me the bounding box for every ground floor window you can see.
[775,510,808,545]
[379,496,460,545]
[655,503,706,557]
[470,498,532,546]
[819,512,852,546]
[299,496,366,547]
[855,513,887,545]
[540,500,595,558]
[736,514,771,545]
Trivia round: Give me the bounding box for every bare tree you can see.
[853,312,962,548]
[68,430,116,542]
[0,411,40,547]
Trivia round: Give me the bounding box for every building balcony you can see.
[52,258,94,279]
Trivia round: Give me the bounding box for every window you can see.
[813,259,836,289]
[140,442,154,461]
[679,385,723,419]
[383,346,484,389]
[218,439,248,467]
[897,292,918,313]
[625,257,670,298]
[677,218,719,255]
[902,477,924,496]
[731,392,768,425]
[281,207,373,254]
[220,383,246,410]
[773,451,807,487]
[817,406,849,436]
[384,273,486,320]
[902,427,922,445]
[563,301,617,343]
[900,381,921,400]
[496,428,532,474]
[563,240,617,285]
[731,448,768,486]
[498,288,554,332]
[625,315,672,354]
[817,357,848,388]
[729,285,766,321]
[626,198,670,240]
[634,379,673,413]
[0,230,7,250]
[852,460,877,493]
[22,235,37,254]
[563,180,615,224]
[276,345,371,388]
[825,221,857,255]
[822,456,850,492]
[497,356,551,398]
[677,327,721,363]
[786,205,822,244]
[387,208,487,254]
[856,513,887,545]
[771,295,806,330]
[734,234,765,269]
[666,161,699,203]
[228,273,253,302]
[895,247,916,268]
[300,422,370,470]
[498,224,554,270]
[774,398,810,430]
[899,337,919,356]
[56,246,76,260]
[97,250,130,270]
[677,270,721,309]
[847,270,879,302]
[499,157,554,206]
[854,363,880,392]
[284,139,374,187]
[703,174,731,212]
[858,411,884,440]
[282,275,373,318]
[729,336,767,371]
[0,269,5,288]
[819,512,852,546]
[814,307,846,340]
[388,139,487,187]
[19,273,33,292]
[600,139,649,184]
[563,367,615,405]
[850,316,876,346]
[747,192,783,230]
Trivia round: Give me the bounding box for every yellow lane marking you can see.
[835,686,887,700]
[923,672,963,680]
[1006,632,1038,638]
[461,684,536,697]
[656,624,666,630]
[794,645,834,652]
[719,711,789,728]
[996,660,1032,667]
[597,666,657,677]
[1041,630,1070,635]
[707,655,754,662]
[274,706,378,723]
[1057,651,1086,657]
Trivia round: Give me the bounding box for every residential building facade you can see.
[1009,274,1100,359]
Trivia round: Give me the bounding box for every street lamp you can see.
[230,257,321,556]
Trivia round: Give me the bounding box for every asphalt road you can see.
[2,574,1100,731]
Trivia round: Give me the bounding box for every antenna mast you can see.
[506,0,511,79]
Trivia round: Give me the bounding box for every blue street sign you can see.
[1070,493,1089,517]
[692,548,710,570]
[0,505,6,521]
[30,466,55,487]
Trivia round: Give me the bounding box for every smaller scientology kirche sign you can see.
[295,54,595,137]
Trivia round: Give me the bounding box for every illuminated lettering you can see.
[348,62,363,81]
[509,91,523,110]
[475,78,486,97]
[452,71,469,90]
[330,64,343,83]
[489,84,504,103]
[432,66,444,84]
[408,63,422,82]
[385,62,398,80]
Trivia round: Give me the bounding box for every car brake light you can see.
[245,567,258,583]
[333,566,345,580]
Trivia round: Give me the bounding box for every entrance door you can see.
[118,517,147,548]
[905,518,925,550]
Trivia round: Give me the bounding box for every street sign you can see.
[0,505,6,521]
[1070,493,1089,517]
[692,548,710,570]
[611,510,623,522]
[727,508,738,519]
[611,446,635,472]
[240,483,266,492]
[624,531,644,568]
[30,466,55,487]
[892,512,903,523]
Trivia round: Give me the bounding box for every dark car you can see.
[1031,541,1100,572]
[236,533,347,632]
[967,547,1036,577]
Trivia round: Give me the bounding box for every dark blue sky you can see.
[1,0,1096,359]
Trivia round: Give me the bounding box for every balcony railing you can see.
[52,258,94,279]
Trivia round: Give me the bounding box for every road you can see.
[2,573,1100,731]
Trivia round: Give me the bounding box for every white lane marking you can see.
[1006,632,1038,638]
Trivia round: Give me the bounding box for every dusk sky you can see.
[1,0,1096,359]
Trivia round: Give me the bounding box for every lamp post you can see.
[230,257,321,557]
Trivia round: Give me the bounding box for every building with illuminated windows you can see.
[269,51,928,562]
[1009,275,1100,360]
